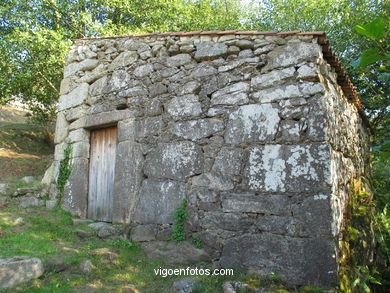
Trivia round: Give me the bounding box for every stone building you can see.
[46,31,371,286]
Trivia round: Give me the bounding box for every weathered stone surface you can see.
[220,233,337,286]
[106,70,131,92]
[108,51,138,70]
[277,120,302,142]
[45,200,58,210]
[141,117,164,137]
[133,179,187,224]
[192,172,234,191]
[195,41,228,61]
[165,95,202,120]
[251,67,295,90]
[171,278,197,293]
[144,141,203,181]
[213,147,244,175]
[252,84,301,103]
[119,86,147,98]
[71,141,89,158]
[211,82,249,105]
[88,222,110,230]
[254,43,276,55]
[280,105,309,120]
[130,225,157,242]
[80,64,108,84]
[244,143,331,192]
[89,75,108,97]
[63,158,89,217]
[149,83,168,97]
[141,241,210,264]
[174,81,201,95]
[292,195,333,237]
[68,128,89,143]
[190,64,217,77]
[145,99,163,116]
[97,224,123,239]
[0,256,44,289]
[84,109,137,128]
[232,39,253,49]
[54,142,66,161]
[222,193,290,215]
[225,104,280,144]
[299,82,325,96]
[64,59,99,78]
[58,83,89,111]
[171,118,224,141]
[207,107,229,117]
[113,141,143,223]
[134,63,154,78]
[59,78,74,95]
[264,42,321,71]
[64,105,89,122]
[200,212,253,231]
[297,63,318,79]
[167,54,192,67]
[20,197,45,208]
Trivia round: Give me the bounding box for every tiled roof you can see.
[79,30,368,128]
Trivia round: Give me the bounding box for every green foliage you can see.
[191,234,202,248]
[249,0,389,143]
[0,0,247,122]
[372,151,390,290]
[338,180,389,292]
[352,17,389,68]
[107,239,137,249]
[171,198,188,242]
[355,17,385,41]
[57,143,72,197]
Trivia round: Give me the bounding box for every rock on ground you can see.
[79,259,95,274]
[0,256,44,289]
[45,258,68,273]
[19,197,45,208]
[171,278,197,293]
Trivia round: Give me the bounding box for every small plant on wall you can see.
[57,143,72,200]
[171,198,188,242]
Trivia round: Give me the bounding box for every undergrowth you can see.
[56,143,72,200]
[171,198,188,242]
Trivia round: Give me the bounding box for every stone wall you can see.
[47,32,371,286]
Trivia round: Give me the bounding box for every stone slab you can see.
[133,179,187,224]
[0,256,44,289]
[144,141,203,181]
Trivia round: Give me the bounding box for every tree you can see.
[0,0,247,122]
[248,0,389,142]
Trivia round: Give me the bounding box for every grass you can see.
[0,199,335,293]
[0,120,54,181]
[0,200,173,292]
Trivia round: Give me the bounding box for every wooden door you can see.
[88,127,117,222]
